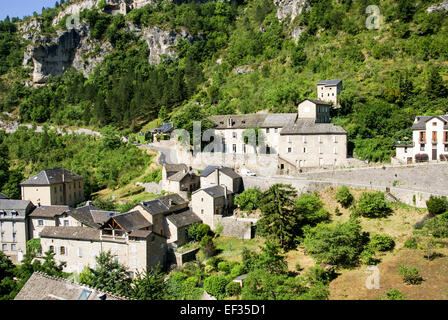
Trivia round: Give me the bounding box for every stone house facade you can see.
[161,164,200,195]
[20,168,84,207]
[28,205,73,239]
[317,79,343,107]
[200,166,243,193]
[0,199,35,263]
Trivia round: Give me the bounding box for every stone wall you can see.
[215,216,256,240]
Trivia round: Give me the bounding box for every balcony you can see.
[394,141,414,147]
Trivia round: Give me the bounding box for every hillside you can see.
[1,0,448,162]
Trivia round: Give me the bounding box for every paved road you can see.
[134,142,179,165]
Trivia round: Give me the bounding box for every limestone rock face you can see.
[427,1,448,12]
[273,0,310,22]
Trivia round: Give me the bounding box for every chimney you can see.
[168,199,173,207]
[216,168,220,186]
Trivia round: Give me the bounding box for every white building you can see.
[395,115,448,163]
[317,79,343,107]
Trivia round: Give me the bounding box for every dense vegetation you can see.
[1,0,448,162]
[0,127,152,198]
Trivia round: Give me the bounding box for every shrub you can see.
[424,212,448,238]
[206,256,223,269]
[185,276,199,287]
[225,282,241,297]
[234,187,262,211]
[230,264,246,278]
[385,288,406,300]
[217,261,231,274]
[398,265,423,285]
[355,192,392,218]
[426,196,448,215]
[141,169,162,183]
[404,236,419,249]
[187,223,212,242]
[335,207,342,216]
[203,275,229,299]
[335,186,354,208]
[359,247,379,265]
[201,235,217,258]
[369,234,395,252]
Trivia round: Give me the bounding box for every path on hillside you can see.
[0,121,128,142]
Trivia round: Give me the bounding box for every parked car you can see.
[241,168,256,176]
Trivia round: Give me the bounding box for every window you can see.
[12,232,16,242]
[319,147,323,154]
[303,147,307,153]
[302,136,307,143]
[420,144,425,151]
[288,147,292,153]
[266,146,271,154]
[49,246,54,253]
[79,191,82,198]
[232,132,237,139]
[433,122,437,126]
[318,136,322,143]
[432,131,437,143]
[233,144,237,153]
[38,220,44,226]
[54,187,57,194]
[201,209,204,215]
[113,255,119,263]
[60,196,63,202]
[132,259,137,267]
[60,186,62,192]
[11,244,16,251]
[445,145,448,152]
[404,147,408,153]
[275,128,278,133]
[60,246,66,255]
[333,136,337,143]
[69,184,71,190]
[77,289,92,300]
[334,147,337,154]
[420,131,426,142]
[79,182,81,188]
[0,232,3,241]
[1,244,6,251]
[78,248,82,257]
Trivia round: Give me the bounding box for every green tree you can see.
[426,66,448,99]
[354,192,392,218]
[85,251,133,297]
[234,187,262,211]
[335,186,354,208]
[303,219,369,267]
[131,265,166,300]
[426,196,448,215]
[257,184,298,249]
[203,274,229,299]
[424,212,448,238]
[294,193,330,227]
[0,252,17,300]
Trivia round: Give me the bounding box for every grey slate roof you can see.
[140,194,188,216]
[69,204,118,229]
[200,185,233,198]
[318,79,343,86]
[166,210,201,228]
[165,164,188,174]
[128,229,153,238]
[167,170,189,182]
[200,166,241,179]
[20,168,83,186]
[412,115,448,130]
[280,119,347,135]
[112,211,151,232]
[14,272,128,300]
[39,226,100,241]
[29,205,70,218]
[209,113,297,130]
[300,99,333,106]
[0,200,34,220]
[0,192,8,199]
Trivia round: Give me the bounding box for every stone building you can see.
[0,199,35,263]
[20,168,84,207]
[161,164,200,195]
[317,79,343,107]
[394,115,448,163]
[15,271,128,300]
[28,205,71,239]
[40,223,167,275]
[200,166,243,193]
[131,194,200,246]
[207,97,347,173]
[191,185,234,230]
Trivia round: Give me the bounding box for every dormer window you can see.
[228,118,233,127]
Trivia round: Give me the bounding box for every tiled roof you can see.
[165,164,188,174]
[128,229,153,238]
[0,200,34,219]
[140,194,188,216]
[199,185,232,198]
[14,272,128,300]
[20,168,83,186]
[29,205,70,218]
[412,115,448,130]
[280,119,347,135]
[166,210,201,228]
[200,166,241,179]
[318,79,343,86]
[39,226,100,241]
[167,170,189,182]
[300,99,333,105]
[112,211,151,232]
[68,204,119,229]
[209,113,297,130]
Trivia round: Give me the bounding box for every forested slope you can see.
[1,0,448,161]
